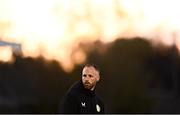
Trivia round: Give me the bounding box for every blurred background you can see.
[1,0,180,113]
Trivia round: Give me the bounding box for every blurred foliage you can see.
[81,38,156,113]
[0,37,179,113]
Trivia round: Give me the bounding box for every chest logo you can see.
[81,102,86,107]
[96,104,101,112]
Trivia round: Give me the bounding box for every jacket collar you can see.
[79,80,95,97]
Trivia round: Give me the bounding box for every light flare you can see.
[0,46,13,62]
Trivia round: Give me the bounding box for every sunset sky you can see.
[0,0,180,71]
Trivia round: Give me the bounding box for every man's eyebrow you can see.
[83,73,93,76]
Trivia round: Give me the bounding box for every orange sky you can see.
[0,0,180,71]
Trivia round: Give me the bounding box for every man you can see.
[59,64,105,113]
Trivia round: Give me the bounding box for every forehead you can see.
[82,66,98,74]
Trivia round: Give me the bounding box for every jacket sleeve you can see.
[59,92,79,113]
[100,101,105,114]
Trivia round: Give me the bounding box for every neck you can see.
[90,85,96,91]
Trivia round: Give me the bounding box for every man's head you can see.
[82,64,100,90]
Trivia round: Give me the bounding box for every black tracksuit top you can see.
[60,80,104,114]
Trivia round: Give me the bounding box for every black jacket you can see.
[59,80,104,114]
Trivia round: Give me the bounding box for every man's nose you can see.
[84,76,89,81]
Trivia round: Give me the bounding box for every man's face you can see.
[82,66,100,90]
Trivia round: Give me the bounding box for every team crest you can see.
[96,104,101,112]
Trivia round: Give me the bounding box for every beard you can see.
[83,82,94,90]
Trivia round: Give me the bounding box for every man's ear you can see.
[96,75,100,82]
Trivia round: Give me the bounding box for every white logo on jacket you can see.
[96,104,101,112]
[81,102,86,107]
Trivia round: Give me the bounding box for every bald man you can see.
[59,64,104,114]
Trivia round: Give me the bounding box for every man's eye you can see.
[89,75,93,77]
[83,74,87,77]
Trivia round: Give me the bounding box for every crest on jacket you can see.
[96,104,101,112]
